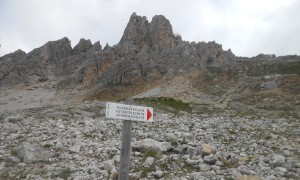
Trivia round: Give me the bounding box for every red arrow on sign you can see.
[147,108,152,121]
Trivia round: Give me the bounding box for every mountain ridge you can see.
[0,13,299,117]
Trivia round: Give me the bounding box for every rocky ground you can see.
[1,99,299,180]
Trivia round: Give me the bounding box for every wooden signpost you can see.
[106,102,153,180]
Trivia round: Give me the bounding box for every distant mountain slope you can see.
[0,13,299,117]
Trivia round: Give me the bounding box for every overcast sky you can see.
[0,0,299,57]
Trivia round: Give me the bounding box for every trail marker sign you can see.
[106,102,153,122]
[105,101,154,180]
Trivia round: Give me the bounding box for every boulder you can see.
[16,142,39,163]
[203,154,217,164]
[132,139,172,152]
[144,157,155,166]
[103,160,114,171]
[5,156,21,166]
[153,170,164,179]
[272,154,286,167]
[201,144,216,156]
[182,145,199,156]
[69,145,81,153]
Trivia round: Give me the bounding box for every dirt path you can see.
[214,86,238,109]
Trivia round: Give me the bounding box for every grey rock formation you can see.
[0,37,72,88]
[91,41,102,51]
[149,15,177,49]
[119,13,149,46]
[72,38,93,55]
[27,37,72,62]
[120,13,178,49]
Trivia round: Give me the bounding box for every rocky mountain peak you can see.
[4,49,27,60]
[15,37,72,65]
[50,37,72,58]
[91,41,102,51]
[149,15,177,49]
[103,43,110,50]
[119,13,149,46]
[119,13,178,49]
[28,37,73,61]
[46,37,72,58]
[72,38,93,55]
[13,49,26,56]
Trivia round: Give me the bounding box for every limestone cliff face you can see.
[0,13,299,99]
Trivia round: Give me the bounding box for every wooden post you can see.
[118,120,132,180]
[118,100,133,180]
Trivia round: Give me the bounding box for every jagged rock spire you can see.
[72,38,93,55]
[149,15,177,48]
[119,13,178,48]
[119,13,149,45]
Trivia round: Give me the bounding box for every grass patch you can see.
[142,149,159,162]
[277,63,300,75]
[223,161,239,169]
[158,162,169,171]
[224,177,235,180]
[10,148,18,156]
[170,141,178,146]
[280,111,299,119]
[246,154,255,162]
[158,158,173,171]
[141,167,153,178]
[182,163,196,173]
[264,135,272,140]
[139,149,161,178]
[179,139,188,145]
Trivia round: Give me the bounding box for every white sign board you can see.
[106,102,153,122]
